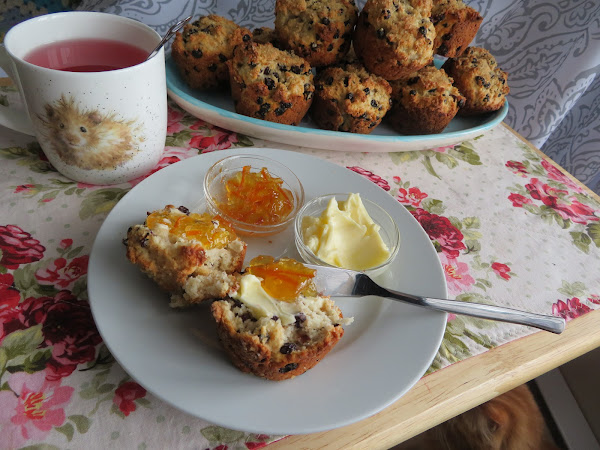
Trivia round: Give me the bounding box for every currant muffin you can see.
[311,62,392,133]
[211,256,352,380]
[387,65,465,134]
[227,40,315,125]
[442,46,510,116]
[171,14,251,90]
[353,0,435,80]
[274,0,358,68]
[124,205,247,308]
[252,27,281,47]
[431,0,483,58]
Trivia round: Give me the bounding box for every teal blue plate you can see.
[166,56,508,152]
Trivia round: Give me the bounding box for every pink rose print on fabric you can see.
[113,382,147,416]
[42,297,102,380]
[0,272,20,305]
[505,161,529,177]
[526,177,568,199]
[189,127,239,152]
[509,178,600,226]
[588,295,600,305]
[432,145,454,153]
[397,186,428,207]
[14,184,36,194]
[562,199,599,225]
[552,298,591,321]
[0,371,73,448]
[491,262,512,280]
[245,434,270,449]
[167,106,187,134]
[524,178,598,225]
[541,159,584,193]
[0,225,45,269]
[410,208,466,258]
[508,193,532,207]
[1,273,22,342]
[18,291,102,380]
[438,253,475,295]
[347,166,390,191]
[59,239,73,249]
[35,255,89,289]
[128,155,181,188]
[76,181,99,189]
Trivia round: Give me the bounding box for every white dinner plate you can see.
[166,56,508,153]
[88,148,447,435]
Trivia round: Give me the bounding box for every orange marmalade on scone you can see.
[231,256,320,325]
[246,255,317,302]
[145,205,237,249]
[216,166,294,226]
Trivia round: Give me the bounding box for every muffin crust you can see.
[171,15,251,90]
[275,0,358,67]
[227,39,315,125]
[442,46,509,115]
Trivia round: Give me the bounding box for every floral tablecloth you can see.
[1,89,600,449]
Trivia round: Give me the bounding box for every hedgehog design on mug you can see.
[38,95,144,171]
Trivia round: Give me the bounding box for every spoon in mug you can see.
[147,15,192,60]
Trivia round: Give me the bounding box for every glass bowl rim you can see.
[294,193,401,273]
[203,154,305,233]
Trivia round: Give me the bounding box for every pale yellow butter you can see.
[231,274,299,326]
[302,193,390,271]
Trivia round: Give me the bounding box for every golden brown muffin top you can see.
[390,65,464,113]
[175,14,250,58]
[316,62,392,115]
[432,0,469,15]
[276,0,358,28]
[360,0,435,57]
[231,41,314,100]
[275,0,358,64]
[447,47,510,101]
[252,27,279,46]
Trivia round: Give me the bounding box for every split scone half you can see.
[124,204,247,307]
[211,256,353,380]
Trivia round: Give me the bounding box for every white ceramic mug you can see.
[0,11,167,185]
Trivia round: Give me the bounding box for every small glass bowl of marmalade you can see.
[204,154,305,237]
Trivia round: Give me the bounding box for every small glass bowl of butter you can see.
[294,193,400,276]
[204,154,305,237]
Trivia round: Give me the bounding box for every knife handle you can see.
[381,287,566,334]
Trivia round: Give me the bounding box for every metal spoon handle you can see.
[381,287,565,334]
[147,15,192,60]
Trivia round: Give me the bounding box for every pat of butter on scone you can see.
[302,193,390,271]
[231,274,299,326]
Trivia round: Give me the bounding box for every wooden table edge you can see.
[268,310,600,450]
[501,123,600,203]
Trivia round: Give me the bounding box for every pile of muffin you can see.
[172,0,510,135]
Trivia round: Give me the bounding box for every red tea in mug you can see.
[24,38,149,72]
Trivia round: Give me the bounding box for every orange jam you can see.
[216,166,294,225]
[246,255,317,302]
[146,208,236,249]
